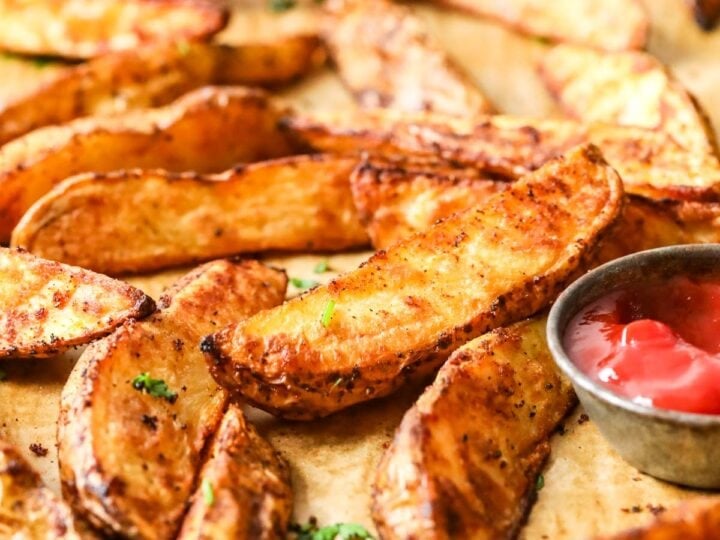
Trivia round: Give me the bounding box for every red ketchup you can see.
[564,275,720,415]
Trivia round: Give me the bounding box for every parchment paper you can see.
[2,1,720,537]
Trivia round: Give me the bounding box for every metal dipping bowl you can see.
[547,244,720,488]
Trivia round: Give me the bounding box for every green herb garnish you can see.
[290,522,373,540]
[291,277,320,290]
[320,299,336,328]
[176,40,191,56]
[202,478,215,506]
[0,367,6,381]
[536,474,545,491]
[269,0,296,11]
[314,259,330,274]
[132,373,178,403]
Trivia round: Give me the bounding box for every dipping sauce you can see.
[564,275,720,414]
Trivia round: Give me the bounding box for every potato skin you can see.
[597,498,720,540]
[0,247,154,359]
[203,145,622,420]
[0,0,228,59]
[432,0,648,51]
[58,260,287,539]
[372,316,575,540]
[285,108,720,202]
[177,406,292,540]
[0,36,326,146]
[539,45,718,156]
[323,0,492,116]
[0,86,298,243]
[0,439,82,538]
[13,155,369,275]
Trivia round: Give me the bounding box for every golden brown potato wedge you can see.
[597,498,720,540]
[0,438,82,538]
[433,0,648,51]
[0,35,326,146]
[0,247,154,358]
[351,156,508,249]
[59,259,287,539]
[202,145,622,420]
[12,155,369,275]
[322,0,492,116]
[691,0,720,30]
[284,108,720,201]
[177,405,293,540]
[0,86,297,243]
[373,316,575,539]
[0,0,228,59]
[539,45,718,155]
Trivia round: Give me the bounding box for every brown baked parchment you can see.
[1,1,720,538]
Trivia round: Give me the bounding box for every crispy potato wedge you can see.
[284,108,720,201]
[0,35,326,146]
[202,145,622,420]
[691,0,720,30]
[177,405,292,540]
[539,45,718,155]
[432,0,648,51]
[351,159,720,257]
[322,0,492,116]
[598,498,720,540]
[0,86,297,243]
[351,156,508,249]
[0,247,154,358]
[0,0,228,59]
[12,155,369,275]
[0,438,81,538]
[58,260,287,539]
[373,316,575,539]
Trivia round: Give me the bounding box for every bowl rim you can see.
[546,243,720,427]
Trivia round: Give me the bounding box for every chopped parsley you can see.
[535,474,545,491]
[314,259,330,274]
[202,478,215,506]
[132,373,177,403]
[290,521,374,540]
[269,0,296,11]
[0,367,6,381]
[291,277,320,290]
[320,299,336,328]
[176,40,191,56]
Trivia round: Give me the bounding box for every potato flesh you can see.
[373,316,575,539]
[203,145,622,419]
[0,36,325,146]
[58,260,287,539]
[0,0,227,59]
[177,406,293,540]
[0,247,153,358]
[323,0,492,116]
[12,155,369,275]
[0,86,297,242]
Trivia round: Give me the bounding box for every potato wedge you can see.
[598,498,720,540]
[0,0,227,59]
[373,316,575,539]
[58,259,287,539]
[323,0,492,116]
[177,405,292,540]
[12,155,369,275]
[691,0,720,30]
[432,0,648,51]
[202,145,622,420]
[0,35,326,146]
[0,86,297,243]
[284,108,720,201]
[351,156,508,249]
[539,45,718,155]
[0,438,82,538]
[0,247,154,358]
[351,159,720,257]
